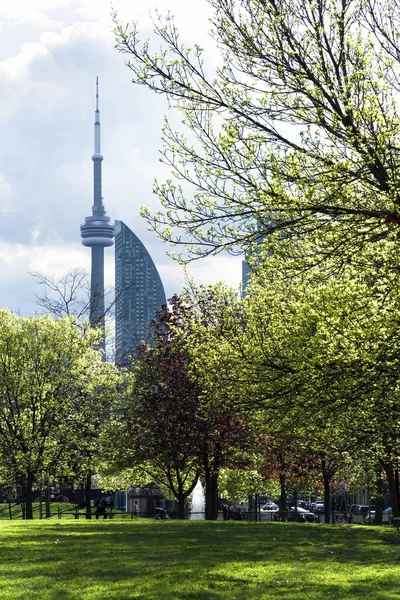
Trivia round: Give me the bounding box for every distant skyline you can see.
[0,0,242,317]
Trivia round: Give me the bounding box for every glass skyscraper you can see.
[115,220,166,366]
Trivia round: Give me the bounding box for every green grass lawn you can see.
[0,520,399,599]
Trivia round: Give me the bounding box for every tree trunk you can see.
[323,475,331,524]
[45,481,51,519]
[175,476,186,520]
[22,474,34,520]
[279,473,287,522]
[178,493,186,520]
[205,471,219,520]
[248,495,255,521]
[85,472,92,519]
[39,487,43,520]
[382,461,400,518]
[255,494,259,521]
[374,467,383,526]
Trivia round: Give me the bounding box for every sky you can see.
[0,0,243,317]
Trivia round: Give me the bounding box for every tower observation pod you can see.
[80,77,115,349]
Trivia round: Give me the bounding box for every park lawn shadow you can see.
[0,520,399,599]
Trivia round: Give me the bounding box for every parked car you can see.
[347,505,370,524]
[363,507,392,525]
[288,506,316,523]
[362,510,376,525]
[314,501,325,513]
[262,501,278,511]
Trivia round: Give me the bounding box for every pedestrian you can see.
[132,501,140,517]
[95,497,106,519]
[222,504,228,520]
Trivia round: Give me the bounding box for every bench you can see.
[57,506,114,519]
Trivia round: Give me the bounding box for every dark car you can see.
[288,506,316,523]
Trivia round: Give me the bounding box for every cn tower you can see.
[80,77,115,352]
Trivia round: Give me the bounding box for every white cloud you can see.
[0,42,50,79]
[0,0,243,320]
[40,21,109,48]
[0,6,64,29]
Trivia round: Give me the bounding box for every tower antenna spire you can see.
[94,76,101,154]
[80,77,115,353]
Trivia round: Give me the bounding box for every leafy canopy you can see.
[114,0,400,268]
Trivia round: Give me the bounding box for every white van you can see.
[348,505,369,523]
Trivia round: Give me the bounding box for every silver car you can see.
[262,501,278,511]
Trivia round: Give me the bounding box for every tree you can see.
[218,465,277,516]
[259,438,319,522]
[292,247,400,520]
[182,280,314,524]
[0,310,118,519]
[269,251,400,517]
[114,299,203,519]
[32,269,92,320]
[178,285,261,519]
[114,0,400,270]
[109,293,254,519]
[31,268,122,516]
[60,357,120,519]
[114,0,400,517]
[181,242,400,521]
[31,269,118,355]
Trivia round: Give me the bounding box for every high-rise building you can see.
[242,259,251,294]
[242,228,268,295]
[115,220,166,366]
[80,78,115,353]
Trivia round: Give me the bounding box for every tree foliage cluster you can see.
[0,310,119,519]
[106,261,400,522]
[180,241,400,521]
[106,295,256,520]
[108,0,400,521]
[114,0,400,271]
